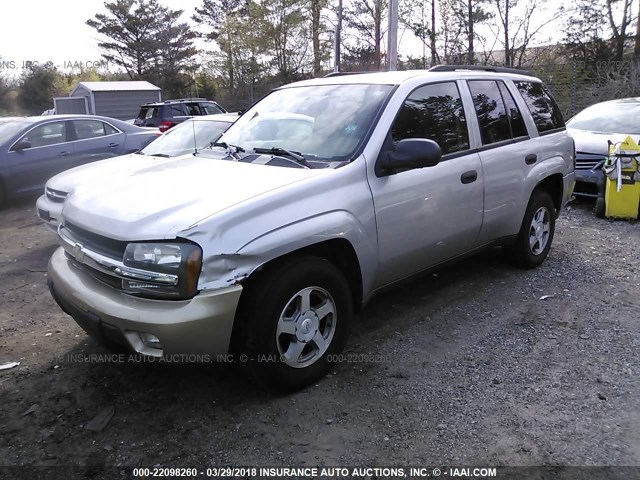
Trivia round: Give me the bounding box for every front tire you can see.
[506,190,556,269]
[595,197,606,218]
[237,256,352,391]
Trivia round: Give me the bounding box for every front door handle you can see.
[461,170,478,184]
[59,151,70,157]
[108,143,119,148]
[525,153,537,165]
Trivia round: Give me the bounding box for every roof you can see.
[141,98,218,106]
[287,68,539,89]
[71,81,160,94]
[192,113,240,122]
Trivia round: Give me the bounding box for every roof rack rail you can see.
[323,71,366,78]
[428,65,531,76]
[163,97,209,103]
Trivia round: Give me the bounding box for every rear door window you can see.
[468,80,511,145]
[72,120,110,140]
[104,123,119,135]
[514,81,565,134]
[185,103,202,116]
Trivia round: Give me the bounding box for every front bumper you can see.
[574,169,605,198]
[48,247,242,357]
[36,194,63,233]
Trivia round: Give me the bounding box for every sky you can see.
[0,0,566,78]
[0,0,202,76]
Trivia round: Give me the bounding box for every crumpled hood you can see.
[47,153,177,193]
[567,129,637,155]
[62,155,326,240]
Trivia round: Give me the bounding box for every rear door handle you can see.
[59,151,70,157]
[108,143,119,148]
[461,170,478,184]
[525,154,537,165]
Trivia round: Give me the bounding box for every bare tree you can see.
[193,0,244,89]
[438,0,466,63]
[343,0,387,70]
[309,0,329,75]
[606,0,633,60]
[400,0,438,67]
[490,0,550,67]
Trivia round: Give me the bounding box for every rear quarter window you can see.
[202,103,224,115]
[515,81,565,134]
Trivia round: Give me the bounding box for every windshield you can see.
[217,84,394,161]
[0,119,32,145]
[567,102,640,134]
[141,119,231,157]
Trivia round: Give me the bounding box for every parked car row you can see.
[134,98,227,131]
[36,113,238,230]
[0,115,160,206]
[42,67,576,391]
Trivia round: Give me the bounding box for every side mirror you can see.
[12,139,32,152]
[376,138,442,176]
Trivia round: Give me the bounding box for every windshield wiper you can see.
[210,141,245,152]
[210,141,245,160]
[253,147,313,169]
[151,153,171,158]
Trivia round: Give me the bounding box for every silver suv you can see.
[48,67,575,390]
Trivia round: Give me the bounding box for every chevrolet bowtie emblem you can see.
[73,243,85,263]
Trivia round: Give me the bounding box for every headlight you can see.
[121,242,202,299]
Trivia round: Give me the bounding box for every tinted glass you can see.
[138,107,157,120]
[498,82,528,138]
[185,103,201,116]
[515,81,564,133]
[168,105,185,117]
[468,80,511,145]
[566,102,640,134]
[72,120,107,140]
[20,121,67,147]
[391,82,469,155]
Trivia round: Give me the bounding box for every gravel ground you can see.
[0,196,639,476]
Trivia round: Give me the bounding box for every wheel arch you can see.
[242,238,364,312]
[228,238,363,356]
[532,173,564,216]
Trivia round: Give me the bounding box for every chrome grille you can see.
[575,153,605,171]
[45,187,68,203]
[64,222,127,260]
[58,223,179,290]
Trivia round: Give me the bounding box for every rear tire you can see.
[0,182,5,209]
[595,197,606,218]
[505,190,556,269]
[236,256,352,392]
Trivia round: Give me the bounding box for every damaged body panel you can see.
[47,68,575,389]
